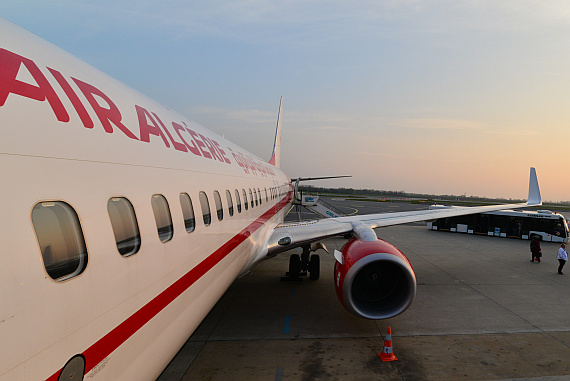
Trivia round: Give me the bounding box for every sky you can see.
[2,1,570,202]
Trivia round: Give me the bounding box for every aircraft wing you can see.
[267,167,542,256]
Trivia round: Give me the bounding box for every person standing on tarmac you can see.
[557,243,568,275]
[530,236,541,263]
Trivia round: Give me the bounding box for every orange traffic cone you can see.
[378,327,398,362]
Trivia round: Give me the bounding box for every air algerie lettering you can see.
[0,48,275,177]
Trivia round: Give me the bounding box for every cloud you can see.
[389,118,485,130]
[487,128,540,137]
[110,1,570,38]
[7,0,570,49]
[191,105,276,123]
[189,104,354,128]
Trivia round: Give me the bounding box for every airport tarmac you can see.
[158,198,570,381]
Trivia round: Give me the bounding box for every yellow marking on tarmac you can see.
[345,207,359,216]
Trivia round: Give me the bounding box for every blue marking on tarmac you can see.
[275,367,284,381]
[283,316,291,333]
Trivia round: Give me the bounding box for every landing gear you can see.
[309,254,320,280]
[286,253,301,280]
[281,244,325,281]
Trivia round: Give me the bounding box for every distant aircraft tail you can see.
[268,97,283,168]
[527,167,542,206]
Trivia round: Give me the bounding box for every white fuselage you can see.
[0,19,292,380]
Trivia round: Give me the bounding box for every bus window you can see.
[32,201,88,281]
[249,188,254,208]
[226,190,234,216]
[554,217,568,239]
[234,189,242,213]
[214,190,223,221]
[258,188,262,205]
[180,193,196,233]
[151,195,173,242]
[199,191,211,226]
[108,197,141,256]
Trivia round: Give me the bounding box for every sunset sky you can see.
[3,1,570,201]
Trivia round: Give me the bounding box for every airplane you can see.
[0,18,542,381]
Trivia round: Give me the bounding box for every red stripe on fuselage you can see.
[46,193,292,381]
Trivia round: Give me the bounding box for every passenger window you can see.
[199,191,211,225]
[258,188,262,205]
[108,197,141,256]
[180,193,196,233]
[214,190,223,221]
[234,189,242,213]
[265,188,268,202]
[226,190,234,217]
[152,195,173,242]
[249,188,254,208]
[32,201,88,281]
[242,189,249,210]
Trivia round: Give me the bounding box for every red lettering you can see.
[179,123,202,156]
[48,68,93,128]
[213,141,231,164]
[230,149,247,173]
[172,122,199,155]
[134,105,170,147]
[74,79,138,140]
[200,134,222,161]
[0,49,69,122]
[264,163,275,176]
[246,156,257,174]
[255,160,264,174]
[243,154,253,173]
[152,113,187,152]
[187,129,212,159]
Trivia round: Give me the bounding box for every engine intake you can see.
[334,238,416,320]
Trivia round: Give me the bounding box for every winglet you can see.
[527,167,542,206]
[268,96,283,168]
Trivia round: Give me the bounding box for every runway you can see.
[158,198,570,380]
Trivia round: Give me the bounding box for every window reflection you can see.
[235,189,242,213]
[151,195,173,242]
[242,189,248,211]
[226,190,234,217]
[32,201,88,281]
[180,193,196,233]
[199,191,211,226]
[214,190,223,221]
[108,197,141,256]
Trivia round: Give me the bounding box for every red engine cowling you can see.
[334,238,417,320]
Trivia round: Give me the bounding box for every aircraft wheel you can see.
[309,254,320,280]
[289,254,301,278]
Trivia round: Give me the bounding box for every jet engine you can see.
[334,238,416,320]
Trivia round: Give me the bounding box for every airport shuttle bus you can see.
[428,206,569,242]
